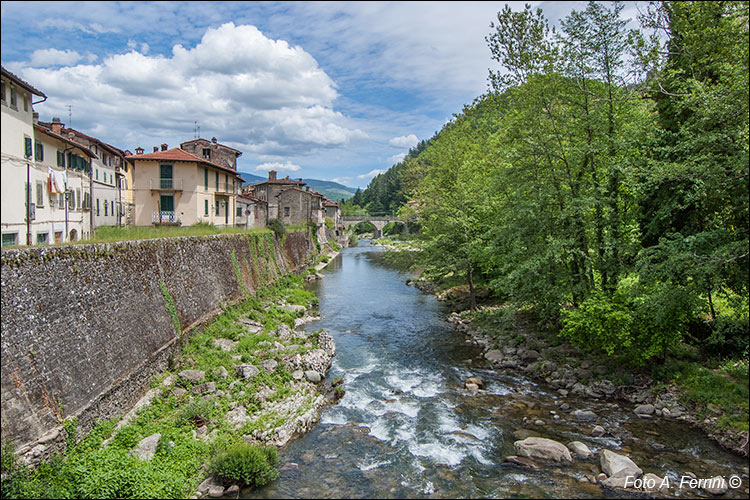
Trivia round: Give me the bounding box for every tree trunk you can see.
[467,262,478,311]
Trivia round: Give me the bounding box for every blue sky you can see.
[0,1,643,188]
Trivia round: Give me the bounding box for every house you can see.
[274,186,326,239]
[246,170,307,221]
[180,137,242,171]
[323,199,342,232]
[236,193,268,229]
[1,66,96,246]
[43,119,126,228]
[124,142,243,227]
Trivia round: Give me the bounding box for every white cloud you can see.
[357,169,384,180]
[330,176,352,184]
[388,134,419,149]
[29,48,83,67]
[256,161,301,172]
[20,22,365,159]
[388,153,406,164]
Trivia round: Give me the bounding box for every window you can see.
[237,205,243,217]
[76,189,81,210]
[203,148,211,159]
[284,207,290,217]
[215,200,220,216]
[57,150,65,167]
[111,200,114,215]
[0,81,5,103]
[205,199,209,216]
[36,232,48,245]
[104,200,108,216]
[216,171,219,189]
[96,198,100,216]
[23,96,28,112]
[10,87,17,108]
[58,192,65,209]
[36,181,44,207]
[204,168,208,191]
[83,192,90,210]
[95,169,98,180]
[24,136,32,158]
[2,233,18,247]
[34,140,44,161]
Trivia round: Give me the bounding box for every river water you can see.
[246,241,748,499]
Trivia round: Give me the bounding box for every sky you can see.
[0,1,644,188]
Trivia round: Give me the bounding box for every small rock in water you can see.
[591,425,606,437]
[305,370,322,383]
[465,383,479,393]
[514,437,573,463]
[503,455,539,469]
[574,409,598,422]
[567,441,593,459]
[465,377,484,390]
[634,404,655,415]
[702,476,728,495]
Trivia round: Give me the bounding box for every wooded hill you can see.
[356,1,749,364]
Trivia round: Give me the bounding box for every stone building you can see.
[236,193,268,229]
[180,137,242,171]
[246,170,307,221]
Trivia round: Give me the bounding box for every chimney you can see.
[211,137,217,143]
[268,170,277,181]
[33,112,39,124]
[153,146,159,152]
[306,186,310,192]
[51,117,63,135]
[299,178,302,183]
[135,147,144,155]
[161,143,168,151]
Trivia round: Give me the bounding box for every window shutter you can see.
[24,137,32,158]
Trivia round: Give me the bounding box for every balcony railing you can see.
[215,182,235,194]
[152,211,182,225]
[149,178,183,191]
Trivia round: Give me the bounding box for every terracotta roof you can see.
[238,193,268,204]
[254,176,306,187]
[60,126,125,156]
[323,200,339,207]
[275,186,315,197]
[180,138,243,156]
[1,66,46,98]
[125,148,242,177]
[34,123,97,158]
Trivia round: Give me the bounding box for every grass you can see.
[89,224,271,244]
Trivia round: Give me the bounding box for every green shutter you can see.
[24,137,32,158]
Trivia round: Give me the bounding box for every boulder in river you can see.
[465,377,484,390]
[600,449,642,479]
[702,476,728,496]
[514,437,573,463]
[591,425,606,437]
[567,441,593,459]
[503,455,539,469]
[573,409,598,422]
[634,404,655,415]
[484,350,503,363]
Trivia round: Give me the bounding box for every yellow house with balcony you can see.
[124,144,243,227]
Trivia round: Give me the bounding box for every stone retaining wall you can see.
[0,230,311,455]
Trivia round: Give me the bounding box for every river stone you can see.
[591,425,606,437]
[236,364,260,380]
[634,404,655,415]
[521,349,540,361]
[131,433,160,461]
[213,338,238,352]
[191,382,216,395]
[484,350,503,363]
[503,455,539,469]
[225,484,240,495]
[208,485,225,498]
[600,449,642,479]
[226,406,250,430]
[703,476,728,495]
[261,359,278,373]
[573,409,598,422]
[465,383,479,393]
[465,377,484,389]
[514,437,573,463]
[178,370,205,384]
[281,303,306,314]
[292,370,304,381]
[197,476,223,496]
[213,366,228,379]
[567,441,593,459]
[641,473,669,493]
[305,370,322,383]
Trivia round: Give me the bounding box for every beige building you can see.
[236,193,268,229]
[125,144,243,227]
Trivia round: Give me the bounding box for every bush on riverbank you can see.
[208,442,278,488]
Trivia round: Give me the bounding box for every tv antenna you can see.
[68,105,72,128]
[194,121,200,139]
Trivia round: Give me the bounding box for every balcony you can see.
[215,182,235,195]
[149,178,183,191]
[152,211,182,226]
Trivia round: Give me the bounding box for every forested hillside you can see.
[362,1,749,364]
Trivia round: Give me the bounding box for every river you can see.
[246,241,748,498]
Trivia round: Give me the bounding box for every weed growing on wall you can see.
[231,250,248,296]
[159,282,181,335]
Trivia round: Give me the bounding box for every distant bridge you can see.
[342,216,405,238]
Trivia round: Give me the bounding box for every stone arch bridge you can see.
[342,216,405,238]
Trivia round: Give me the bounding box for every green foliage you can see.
[208,442,279,488]
[324,217,334,229]
[561,293,634,357]
[266,219,285,239]
[159,282,181,335]
[175,398,214,427]
[352,221,376,234]
[1,440,29,499]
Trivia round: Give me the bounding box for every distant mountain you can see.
[237,172,357,201]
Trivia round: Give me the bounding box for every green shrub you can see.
[176,398,214,427]
[266,219,285,239]
[324,217,334,229]
[209,442,279,488]
[1,440,29,499]
[561,293,634,358]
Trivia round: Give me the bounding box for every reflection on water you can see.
[245,241,748,499]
